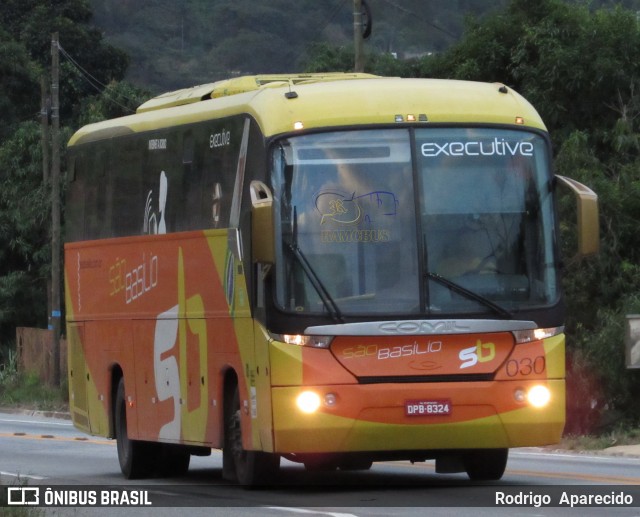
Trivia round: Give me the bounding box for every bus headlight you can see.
[513,327,564,344]
[527,385,551,408]
[296,391,321,414]
[274,334,333,348]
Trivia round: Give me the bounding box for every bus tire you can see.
[115,378,155,479]
[463,448,508,481]
[223,386,280,486]
[158,444,190,477]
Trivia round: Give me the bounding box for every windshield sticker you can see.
[421,138,534,158]
[319,195,360,225]
[314,189,398,244]
[314,189,398,224]
[320,229,390,243]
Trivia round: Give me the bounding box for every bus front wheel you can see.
[115,378,156,479]
[223,386,280,486]
[463,448,508,481]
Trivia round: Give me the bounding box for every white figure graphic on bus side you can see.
[144,171,168,234]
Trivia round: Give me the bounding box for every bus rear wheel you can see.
[115,378,156,479]
[223,386,279,486]
[463,448,508,481]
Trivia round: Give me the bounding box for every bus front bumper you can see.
[271,379,565,454]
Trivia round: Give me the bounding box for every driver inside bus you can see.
[435,215,499,279]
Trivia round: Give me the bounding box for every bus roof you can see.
[68,74,547,147]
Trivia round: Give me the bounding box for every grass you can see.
[558,427,640,451]
[0,477,44,517]
[0,349,62,516]
[0,349,68,413]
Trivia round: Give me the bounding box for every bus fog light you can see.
[514,388,526,403]
[324,393,337,407]
[527,385,551,408]
[297,391,321,414]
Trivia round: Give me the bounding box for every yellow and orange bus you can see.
[65,73,598,485]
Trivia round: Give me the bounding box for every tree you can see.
[423,0,640,146]
[0,29,40,140]
[87,0,510,93]
[76,80,149,127]
[0,0,129,121]
[0,0,143,351]
[0,123,51,341]
[422,0,640,425]
[303,41,419,77]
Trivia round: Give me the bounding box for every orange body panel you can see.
[330,333,514,378]
[271,379,565,453]
[269,330,565,453]
[65,230,253,447]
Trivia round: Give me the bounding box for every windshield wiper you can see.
[425,271,514,319]
[285,206,343,322]
[286,242,343,323]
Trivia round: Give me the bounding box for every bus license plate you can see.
[405,399,451,417]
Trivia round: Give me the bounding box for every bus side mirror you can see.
[250,181,275,264]
[556,175,599,257]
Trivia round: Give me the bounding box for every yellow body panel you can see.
[65,278,110,437]
[269,341,304,386]
[68,75,545,147]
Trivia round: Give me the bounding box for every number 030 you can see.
[505,356,546,377]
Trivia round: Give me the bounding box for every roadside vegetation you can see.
[0,348,67,413]
[558,427,640,451]
[0,476,43,517]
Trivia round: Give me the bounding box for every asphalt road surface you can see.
[1,411,639,516]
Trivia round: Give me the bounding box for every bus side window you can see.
[112,139,143,238]
[180,131,203,231]
[66,154,85,242]
[84,150,105,239]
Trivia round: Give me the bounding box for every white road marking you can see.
[0,417,72,427]
[0,471,46,480]
[265,507,358,517]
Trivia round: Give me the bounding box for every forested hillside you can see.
[0,0,147,347]
[89,0,509,92]
[89,0,640,93]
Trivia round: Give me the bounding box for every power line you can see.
[325,0,350,30]
[290,0,350,66]
[56,43,136,114]
[377,0,457,40]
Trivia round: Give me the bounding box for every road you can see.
[1,411,640,516]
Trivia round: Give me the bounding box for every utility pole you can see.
[41,75,52,336]
[40,76,50,182]
[353,0,364,72]
[50,32,61,387]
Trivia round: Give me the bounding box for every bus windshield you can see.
[272,128,558,317]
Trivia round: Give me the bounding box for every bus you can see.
[64,73,599,485]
